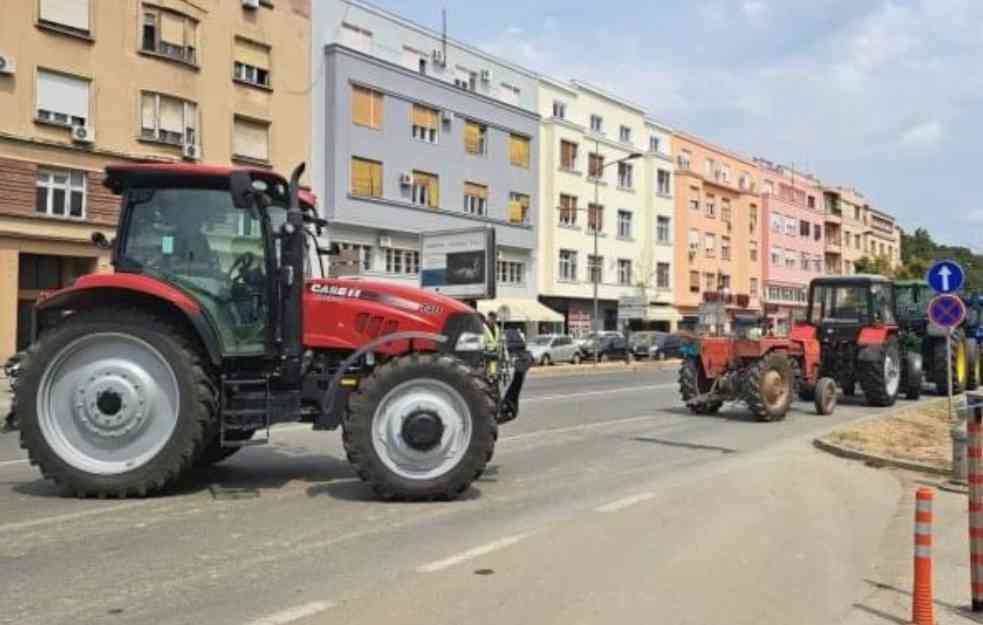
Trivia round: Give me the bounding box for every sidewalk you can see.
[842,474,982,625]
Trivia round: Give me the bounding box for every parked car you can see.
[527,334,581,365]
[649,333,685,360]
[629,331,663,359]
[580,333,632,362]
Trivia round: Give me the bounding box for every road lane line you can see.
[0,501,153,534]
[596,492,656,513]
[524,383,675,403]
[245,601,336,625]
[417,533,530,573]
[0,458,28,467]
[501,415,659,443]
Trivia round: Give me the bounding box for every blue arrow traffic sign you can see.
[926,260,965,294]
[928,294,967,329]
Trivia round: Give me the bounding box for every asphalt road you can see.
[0,366,930,625]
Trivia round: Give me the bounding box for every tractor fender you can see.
[35,277,222,366]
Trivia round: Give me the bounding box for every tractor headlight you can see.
[455,332,483,352]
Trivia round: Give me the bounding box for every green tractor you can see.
[894,279,978,394]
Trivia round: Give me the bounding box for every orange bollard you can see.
[912,487,935,625]
[969,406,983,611]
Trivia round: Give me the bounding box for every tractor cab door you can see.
[809,283,868,344]
[119,187,273,356]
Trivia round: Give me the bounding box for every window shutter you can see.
[159,96,183,133]
[369,92,382,128]
[234,118,270,161]
[160,11,185,45]
[40,0,89,31]
[36,70,89,119]
[464,183,487,199]
[412,105,437,130]
[351,158,374,196]
[464,122,480,153]
[140,93,156,130]
[352,87,371,127]
[234,38,270,70]
[428,175,439,207]
[510,135,529,167]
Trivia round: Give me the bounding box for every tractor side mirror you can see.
[91,232,112,250]
[230,171,255,209]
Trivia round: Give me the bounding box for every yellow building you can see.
[0,0,311,359]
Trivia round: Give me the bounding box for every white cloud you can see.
[899,121,945,150]
[506,25,523,35]
[742,1,766,18]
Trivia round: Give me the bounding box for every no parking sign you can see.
[928,294,967,329]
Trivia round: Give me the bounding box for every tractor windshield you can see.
[896,284,930,321]
[808,285,871,324]
[120,188,272,355]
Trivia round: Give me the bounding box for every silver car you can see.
[527,334,581,366]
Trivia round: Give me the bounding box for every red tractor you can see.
[678,317,835,421]
[15,163,528,500]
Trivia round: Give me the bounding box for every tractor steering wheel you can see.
[227,252,257,284]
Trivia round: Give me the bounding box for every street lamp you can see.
[587,143,642,365]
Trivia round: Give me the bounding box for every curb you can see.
[527,359,680,378]
[812,437,951,477]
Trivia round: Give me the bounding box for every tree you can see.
[854,255,894,277]
[900,228,983,290]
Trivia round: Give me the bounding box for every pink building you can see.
[756,159,825,334]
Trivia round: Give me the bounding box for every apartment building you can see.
[536,78,677,335]
[312,0,555,333]
[672,133,762,331]
[822,186,868,275]
[863,205,901,269]
[756,159,825,334]
[0,0,311,359]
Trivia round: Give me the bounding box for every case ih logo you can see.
[310,284,363,298]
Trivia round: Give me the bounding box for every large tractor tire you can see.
[931,333,967,395]
[903,351,923,401]
[17,309,214,498]
[678,358,722,415]
[744,352,793,422]
[194,429,256,467]
[343,353,497,501]
[967,340,981,391]
[859,337,902,407]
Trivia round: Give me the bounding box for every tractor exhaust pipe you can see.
[281,163,307,385]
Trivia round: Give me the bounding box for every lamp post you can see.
[587,141,642,365]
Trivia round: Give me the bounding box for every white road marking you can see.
[417,533,530,573]
[0,501,153,535]
[501,415,658,443]
[596,492,656,513]
[524,383,675,403]
[244,601,336,625]
[0,458,28,467]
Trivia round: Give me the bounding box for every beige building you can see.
[0,0,311,359]
[822,186,900,275]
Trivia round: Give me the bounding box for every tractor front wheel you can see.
[17,309,214,497]
[343,353,497,501]
[744,352,793,422]
[678,359,722,415]
[859,338,901,407]
[932,334,967,395]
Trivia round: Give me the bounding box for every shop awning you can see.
[647,306,682,322]
[478,298,564,323]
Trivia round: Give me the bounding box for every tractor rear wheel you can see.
[678,358,722,415]
[343,353,497,501]
[17,309,214,497]
[903,351,923,400]
[744,352,793,422]
[967,340,980,391]
[931,334,967,394]
[859,338,901,407]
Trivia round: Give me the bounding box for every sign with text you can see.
[420,227,496,300]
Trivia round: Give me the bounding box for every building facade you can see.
[0,0,311,359]
[822,186,868,275]
[536,78,677,335]
[312,0,554,332]
[756,160,825,334]
[672,132,762,331]
[863,205,901,269]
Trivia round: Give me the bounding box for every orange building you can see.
[672,132,762,331]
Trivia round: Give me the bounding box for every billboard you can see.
[420,227,496,300]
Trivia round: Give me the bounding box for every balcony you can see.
[824,210,842,224]
[825,236,842,252]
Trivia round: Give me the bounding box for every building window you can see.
[738,173,750,190]
[142,6,197,64]
[800,252,810,271]
[510,134,530,168]
[785,252,796,269]
[721,236,731,261]
[704,272,716,292]
[618,162,634,189]
[233,38,271,88]
[721,198,732,223]
[657,263,671,289]
[689,271,700,293]
[618,259,632,286]
[704,233,716,257]
[385,248,420,275]
[412,171,439,208]
[657,216,671,243]
[590,114,603,133]
[689,198,700,212]
[657,169,671,195]
[587,203,603,234]
[807,195,816,209]
[35,168,85,219]
[720,274,731,290]
[749,204,758,231]
[650,136,661,153]
[350,157,382,198]
[560,140,578,171]
[232,116,269,163]
[559,194,578,226]
[552,100,566,119]
[770,213,782,234]
[559,250,578,282]
[36,70,89,127]
[619,126,632,143]
[678,149,692,170]
[688,228,700,254]
[800,220,811,237]
[588,153,604,179]
[411,105,439,143]
[338,242,372,271]
[141,92,197,146]
[617,210,632,239]
[497,261,525,285]
[784,217,797,236]
[771,247,782,266]
[588,255,603,284]
[720,164,730,183]
[813,223,822,241]
[750,278,759,295]
[704,158,715,177]
[749,240,758,261]
[39,0,90,34]
[463,182,488,216]
[351,85,383,129]
[705,197,716,218]
[508,192,530,225]
[464,121,487,155]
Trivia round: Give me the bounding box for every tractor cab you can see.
[805,275,896,344]
[895,280,933,335]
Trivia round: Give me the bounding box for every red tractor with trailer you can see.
[14,163,529,500]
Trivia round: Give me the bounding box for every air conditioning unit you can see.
[431,49,445,66]
[378,235,393,248]
[182,143,200,161]
[399,172,413,187]
[0,54,14,76]
[441,110,453,125]
[71,125,94,144]
[242,0,260,9]
[480,69,492,83]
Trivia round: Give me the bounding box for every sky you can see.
[371,0,983,251]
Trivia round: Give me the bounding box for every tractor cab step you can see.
[220,377,272,448]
